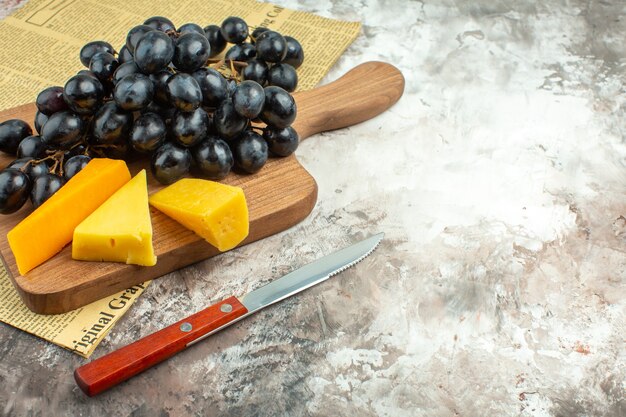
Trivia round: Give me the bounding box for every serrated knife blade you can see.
[74,232,384,396]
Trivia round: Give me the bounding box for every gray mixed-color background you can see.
[0,0,624,416]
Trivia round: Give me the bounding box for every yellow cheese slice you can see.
[72,169,156,266]
[148,178,249,252]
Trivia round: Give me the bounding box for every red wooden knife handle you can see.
[74,296,248,396]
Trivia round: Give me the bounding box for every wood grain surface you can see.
[0,61,405,314]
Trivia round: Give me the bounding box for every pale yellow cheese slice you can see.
[148,178,249,252]
[72,169,157,266]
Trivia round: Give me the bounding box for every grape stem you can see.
[17,158,34,173]
[29,141,87,176]
[229,59,239,81]
[52,152,66,176]
[36,149,66,176]
[204,59,248,81]
[206,59,248,69]
[165,29,178,39]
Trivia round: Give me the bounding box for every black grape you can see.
[192,135,233,180]
[34,111,48,134]
[220,17,248,44]
[144,16,176,33]
[166,73,202,112]
[225,43,256,62]
[114,73,154,111]
[151,142,191,185]
[36,86,69,115]
[91,101,133,144]
[63,155,91,180]
[0,119,33,155]
[134,31,175,74]
[79,41,115,68]
[130,112,166,152]
[263,126,299,156]
[170,107,209,147]
[232,80,265,119]
[283,36,304,68]
[118,45,134,63]
[232,130,268,174]
[126,25,153,53]
[242,59,268,85]
[89,52,119,81]
[30,173,64,209]
[203,25,227,57]
[112,61,140,85]
[255,31,287,63]
[173,32,210,72]
[267,63,298,92]
[63,74,105,115]
[178,23,205,35]
[16,135,47,159]
[214,100,248,140]
[41,111,84,149]
[149,69,174,105]
[260,86,297,128]
[192,67,227,107]
[0,169,31,214]
[250,27,269,43]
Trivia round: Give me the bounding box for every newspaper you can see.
[0,265,148,358]
[0,0,360,357]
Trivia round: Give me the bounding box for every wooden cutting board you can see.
[0,61,404,314]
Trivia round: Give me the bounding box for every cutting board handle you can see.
[292,61,405,140]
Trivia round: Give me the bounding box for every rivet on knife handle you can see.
[74,296,248,397]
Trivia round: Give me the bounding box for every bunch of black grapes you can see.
[0,16,304,214]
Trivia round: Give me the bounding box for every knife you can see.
[74,232,384,396]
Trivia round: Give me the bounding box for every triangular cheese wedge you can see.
[148,178,249,252]
[72,169,157,266]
